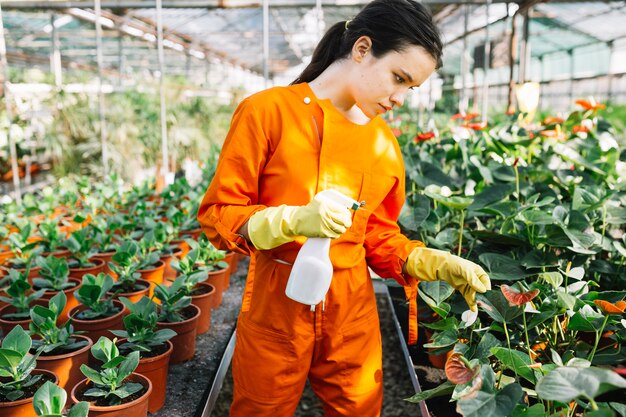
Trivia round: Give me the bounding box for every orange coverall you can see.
[198,82,423,416]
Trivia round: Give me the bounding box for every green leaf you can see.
[399,196,431,232]
[609,402,626,417]
[0,348,24,370]
[112,382,143,399]
[477,291,522,323]
[79,364,105,385]
[536,367,626,403]
[6,389,25,401]
[457,382,523,417]
[117,351,140,382]
[474,332,502,360]
[423,330,458,349]
[478,253,534,281]
[540,272,563,289]
[405,381,455,403]
[33,381,66,415]
[492,347,536,384]
[585,409,615,417]
[419,281,455,306]
[468,184,515,210]
[511,403,546,417]
[568,312,603,332]
[67,401,90,417]
[424,190,474,210]
[1,326,31,357]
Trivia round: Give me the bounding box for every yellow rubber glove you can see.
[247,197,353,250]
[405,247,491,311]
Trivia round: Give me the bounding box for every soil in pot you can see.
[33,334,93,390]
[108,279,151,304]
[156,304,200,364]
[0,369,58,417]
[190,282,216,335]
[71,372,152,417]
[68,299,126,343]
[37,277,81,325]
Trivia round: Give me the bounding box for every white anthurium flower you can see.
[581,119,594,130]
[621,319,626,329]
[464,179,476,197]
[524,303,539,313]
[424,184,442,195]
[440,186,452,197]
[579,304,596,316]
[489,152,504,163]
[461,309,478,327]
[616,161,626,183]
[452,126,471,142]
[566,280,588,295]
[566,309,575,317]
[567,266,585,281]
[598,132,618,152]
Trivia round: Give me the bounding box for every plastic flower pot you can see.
[68,258,106,280]
[0,299,47,334]
[42,249,71,259]
[35,334,93,390]
[71,372,152,417]
[68,299,126,344]
[205,268,229,309]
[0,246,12,266]
[160,247,183,282]
[38,277,81,325]
[108,279,151,304]
[156,304,200,364]
[179,227,202,241]
[190,282,216,335]
[92,251,116,277]
[137,260,165,298]
[170,239,190,258]
[0,369,58,417]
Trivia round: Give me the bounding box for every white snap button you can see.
[303,97,311,104]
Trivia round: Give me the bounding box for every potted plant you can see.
[170,251,216,335]
[69,273,125,343]
[112,296,175,412]
[89,219,122,276]
[71,337,152,417]
[32,381,89,417]
[1,226,43,279]
[0,326,57,417]
[64,228,105,279]
[32,256,80,323]
[184,238,229,308]
[28,292,92,390]
[153,280,200,364]
[0,269,46,333]
[107,241,151,302]
[142,219,182,281]
[35,221,69,258]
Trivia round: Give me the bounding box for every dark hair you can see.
[292,0,443,85]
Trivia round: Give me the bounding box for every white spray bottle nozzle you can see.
[314,189,363,211]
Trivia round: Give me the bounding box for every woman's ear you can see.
[351,36,373,63]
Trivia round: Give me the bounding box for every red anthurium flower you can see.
[451,113,464,120]
[501,285,540,307]
[451,112,480,121]
[540,124,566,141]
[445,353,479,385]
[594,300,626,314]
[414,132,436,142]
[529,132,535,139]
[543,116,564,125]
[505,108,516,116]
[464,122,487,131]
[572,125,590,134]
[576,99,606,111]
[390,128,402,137]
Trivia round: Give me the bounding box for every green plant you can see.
[29,292,89,354]
[73,273,119,320]
[64,228,98,269]
[0,270,46,320]
[36,220,68,254]
[33,256,74,291]
[0,326,42,401]
[153,279,191,323]
[5,224,43,269]
[32,381,89,417]
[112,296,176,353]
[78,337,143,406]
[107,240,144,292]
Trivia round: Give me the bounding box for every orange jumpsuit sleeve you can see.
[197,98,269,256]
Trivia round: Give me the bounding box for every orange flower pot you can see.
[205,268,229,309]
[68,299,126,344]
[0,246,12,266]
[134,341,173,413]
[38,277,81,325]
[170,239,190,258]
[0,300,47,334]
[71,373,152,417]
[160,248,183,282]
[190,282,216,335]
[137,261,165,298]
[42,249,71,259]
[68,258,106,280]
[0,369,58,417]
[108,279,151,304]
[35,335,93,390]
[156,304,200,364]
[92,251,116,278]
[179,227,202,241]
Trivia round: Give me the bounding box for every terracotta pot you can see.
[68,258,106,280]
[160,248,183,282]
[156,304,200,364]
[427,349,453,369]
[191,282,216,335]
[0,369,58,417]
[0,300,47,334]
[68,299,125,344]
[38,277,81,325]
[35,334,93,390]
[108,279,151,304]
[170,239,190,258]
[137,261,165,297]
[222,252,236,290]
[133,340,173,413]
[1,265,42,283]
[92,251,116,277]
[71,372,152,417]
[0,246,12,266]
[179,227,203,241]
[42,249,71,259]
[205,268,229,309]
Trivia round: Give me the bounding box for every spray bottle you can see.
[285,190,364,308]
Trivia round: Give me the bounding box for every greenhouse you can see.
[0,0,625,416]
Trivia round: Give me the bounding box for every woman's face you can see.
[348,41,437,119]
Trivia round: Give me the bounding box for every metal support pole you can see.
[262,0,269,87]
[538,55,544,110]
[518,8,530,83]
[95,0,109,177]
[459,4,470,114]
[0,3,21,204]
[481,0,491,122]
[50,13,62,88]
[507,7,518,113]
[156,0,169,182]
[607,41,614,103]
[568,49,574,106]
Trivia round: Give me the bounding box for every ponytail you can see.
[291,21,349,85]
[291,0,443,85]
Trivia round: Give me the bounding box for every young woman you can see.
[198,0,491,415]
